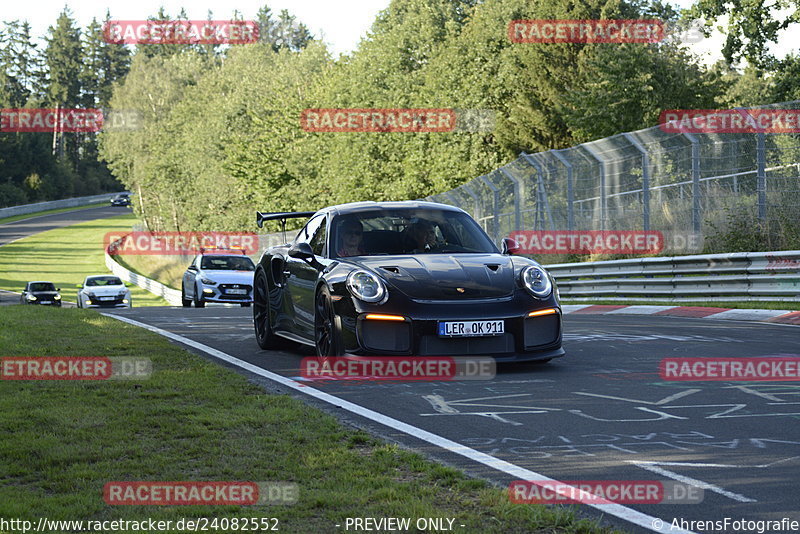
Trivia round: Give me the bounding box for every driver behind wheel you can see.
[404,220,438,253]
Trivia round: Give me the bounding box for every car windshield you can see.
[86,277,123,287]
[331,208,497,258]
[30,282,56,292]
[200,255,255,271]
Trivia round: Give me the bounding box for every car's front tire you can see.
[253,268,281,349]
[181,283,192,307]
[193,284,205,308]
[314,286,343,357]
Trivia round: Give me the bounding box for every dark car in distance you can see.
[252,201,564,362]
[20,281,62,306]
[110,193,131,207]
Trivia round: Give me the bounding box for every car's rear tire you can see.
[193,284,205,308]
[253,268,281,349]
[315,286,343,357]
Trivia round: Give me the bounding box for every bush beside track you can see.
[0,306,615,533]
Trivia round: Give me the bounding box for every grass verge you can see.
[0,213,166,306]
[0,202,107,226]
[561,299,800,311]
[0,306,615,533]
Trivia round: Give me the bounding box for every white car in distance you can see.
[77,275,132,308]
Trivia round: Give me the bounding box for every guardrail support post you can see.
[520,153,556,231]
[623,133,650,231]
[479,175,501,241]
[462,184,482,225]
[549,150,574,230]
[683,133,701,234]
[581,144,608,231]
[499,167,523,233]
[757,132,767,222]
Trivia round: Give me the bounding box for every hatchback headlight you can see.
[201,278,217,285]
[26,294,37,301]
[521,265,552,298]
[346,270,387,303]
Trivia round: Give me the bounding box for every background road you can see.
[0,205,129,247]
[107,306,800,533]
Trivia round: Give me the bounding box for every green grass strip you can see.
[0,201,108,226]
[0,307,616,533]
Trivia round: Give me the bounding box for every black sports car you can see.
[253,201,564,363]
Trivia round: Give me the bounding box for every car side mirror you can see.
[501,237,521,255]
[56,288,61,291]
[76,283,83,288]
[187,265,198,271]
[288,242,314,260]
[125,282,133,287]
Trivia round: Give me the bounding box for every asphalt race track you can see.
[106,305,800,533]
[0,204,129,247]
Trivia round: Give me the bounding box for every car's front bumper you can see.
[335,293,564,362]
[199,284,253,303]
[25,300,62,306]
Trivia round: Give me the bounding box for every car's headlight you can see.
[54,295,61,300]
[521,265,552,298]
[85,292,96,299]
[26,294,36,301]
[200,278,216,285]
[346,270,387,303]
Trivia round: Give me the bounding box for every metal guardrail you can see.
[104,234,183,306]
[547,250,800,302]
[0,192,127,219]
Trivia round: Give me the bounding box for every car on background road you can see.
[20,281,62,306]
[110,193,131,207]
[77,275,132,308]
[252,201,564,362]
[182,249,256,308]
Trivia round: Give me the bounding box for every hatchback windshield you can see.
[331,208,497,258]
[201,255,256,271]
[30,282,56,292]
[86,277,123,287]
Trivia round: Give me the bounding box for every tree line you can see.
[7,0,800,224]
[0,11,130,206]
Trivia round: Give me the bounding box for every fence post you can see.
[581,143,607,231]
[683,132,701,234]
[479,175,500,241]
[550,149,574,230]
[756,132,767,222]
[499,167,523,233]
[462,184,482,224]
[520,153,556,230]
[623,133,650,231]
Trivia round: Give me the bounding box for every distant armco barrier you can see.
[509,230,664,255]
[0,108,103,133]
[508,19,664,43]
[660,109,800,133]
[103,20,259,45]
[104,231,259,255]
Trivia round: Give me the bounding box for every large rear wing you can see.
[255,211,316,229]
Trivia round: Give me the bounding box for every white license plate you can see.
[99,296,115,301]
[226,289,247,295]
[438,320,504,337]
[40,301,52,304]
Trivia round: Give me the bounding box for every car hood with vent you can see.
[351,254,515,300]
